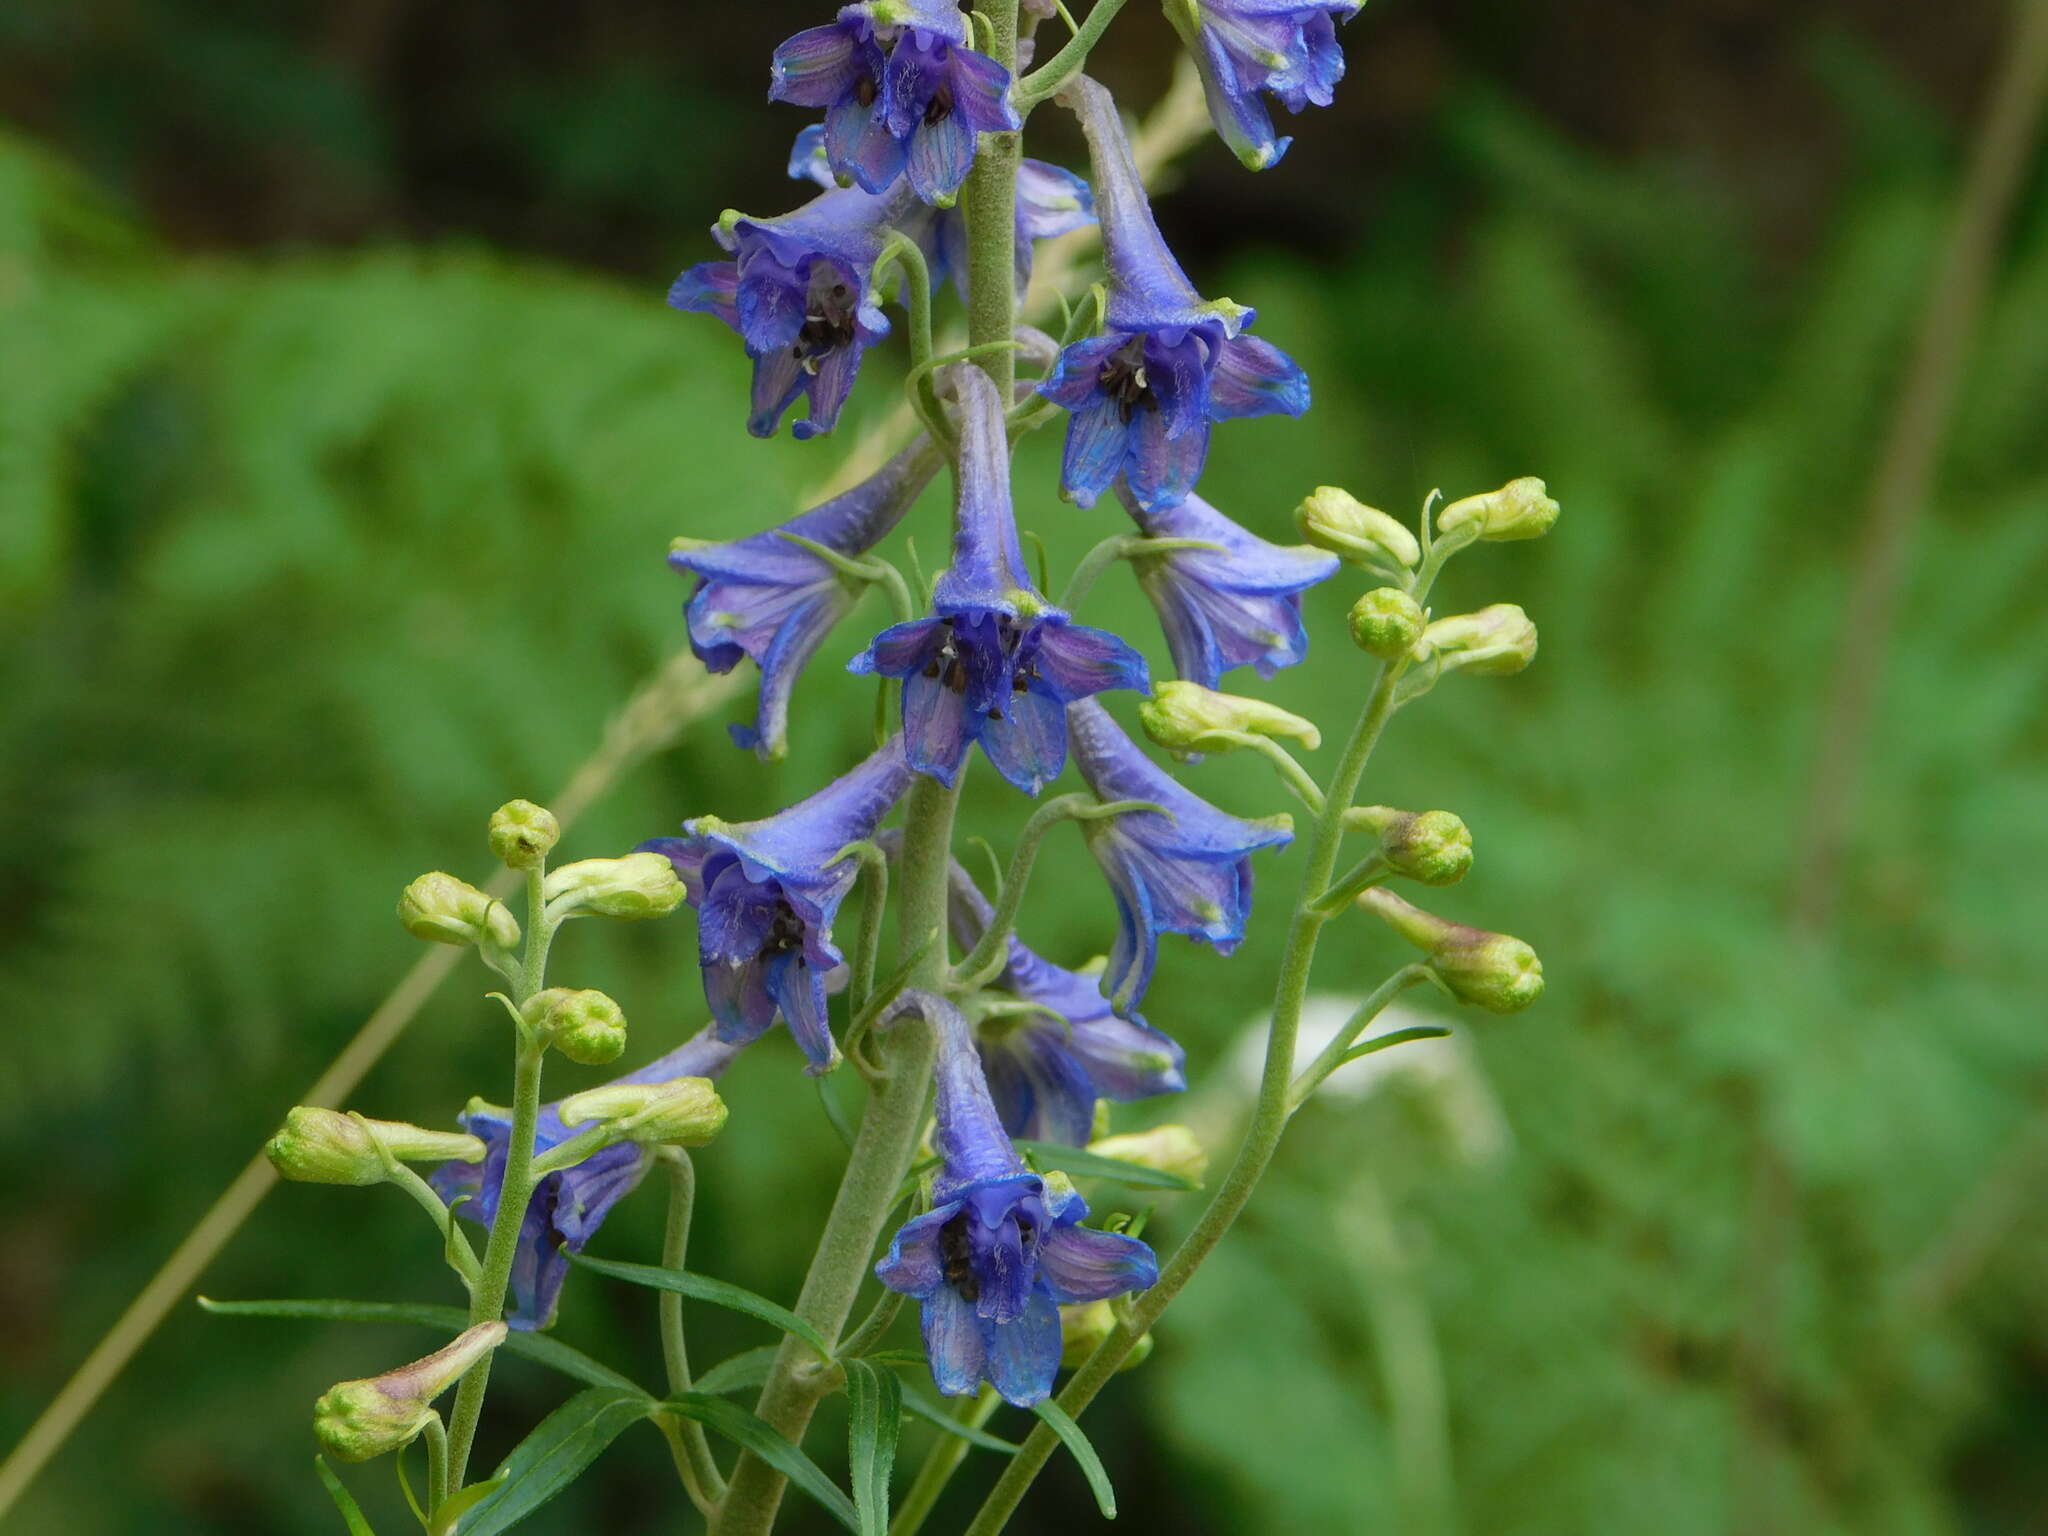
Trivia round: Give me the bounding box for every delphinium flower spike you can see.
[851,366,1148,793]
[1038,73,1309,512]
[671,434,944,758]
[1115,480,1338,688]
[1164,0,1362,170]
[1067,697,1294,1009]
[874,992,1157,1405]
[641,736,916,1071]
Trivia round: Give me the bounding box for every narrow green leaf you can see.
[315,1457,379,1536]
[664,1393,859,1532]
[427,1477,504,1534]
[845,1360,903,1536]
[395,1443,427,1531]
[456,1387,653,1536]
[1032,1400,1115,1519]
[896,1381,1020,1453]
[1013,1141,1200,1192]
[567,1254,831,1359]
[1338,1024,1453,1065]
[859,1348,928,1369]
[197,1297,643,1394]
[692,1344,780,1396]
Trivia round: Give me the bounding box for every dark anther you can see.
[1096,338,1158,425]
[925,86,954,127]
[855,73,879,109]
[938,1212,979,1302]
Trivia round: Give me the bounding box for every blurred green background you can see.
[4,0,2047,1531]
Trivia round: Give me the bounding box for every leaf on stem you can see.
[454,1387,653,1536]
[663,1393,860,1532]
[566,1254,832,1360]
[692,1344,781,1397]
[1031,1400,1116,1519]
[896,1380,1021,1453]
[1338,1024,1452,1065]
[315,1456,379,1536]
[1013,1140,1201,1192]
[845,1359,903,1536]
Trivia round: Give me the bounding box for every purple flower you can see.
[672,436,944,759]
[668,179,927,440]
[850,367,1147,794]
[1038,74,1309,514]
[874,993,1156,1405]
[1068,698,1294,1010]
[1117,481,1338,689]
[641,739,915,1072]
[770,2,1020,204]
[432,1028,743,1330]
[948,860,1186,1145]
[1171,0,1361,170]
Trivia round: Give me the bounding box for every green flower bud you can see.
[488,799,560,869]
[1087,1124,1209,1185]
[1059,1300,1155,1371]
[1356,887,1544,1014]
[558,1075,729,1148]
[1342,806,1473,886]
[1421,603,1538,677]
[313,1323,506,1462]
[1437,477,1559,542]
[523,987,629,1066]
[1295,486,1421,570]
[1348,587,1427,660]
[397,872,520,950]
[265,1107,486,1186]
[1138,681,1320,756]
[544,851,687,920]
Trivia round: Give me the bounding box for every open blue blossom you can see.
[949,861,1186,1145]
[641,738,914,1072]
[1117,480,1338,688]
[668,179,926,440]
[1038,74,1309,513]
[1068,698,1294,1009]
[788,123,1094,295]
[1168,0,1361,170]
[770,1,1020,203]
[874,993,1157,1405]
[672,436,943,759]
[850,367,1147,794]
[432,1028,742,1330]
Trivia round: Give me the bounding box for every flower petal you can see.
[1036,1222,1159,1304]
[983,1292,1062,1407]
[921,1285,990,1397]
[769,23,866,108]
[1029,621,1150,701]
[1059,395,1133,509]
[876,1204,961,1296]
[1209,333,1310,420]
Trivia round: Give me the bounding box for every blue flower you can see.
[668,180,929,440]
[850,367,1148,794]
[672,436,944,759]
[1068,698,1294,1009]
[641,738,915,1072]
[874,993,1157,1405]
[948,860,1186,1145]
[1037,74,1309,513]
[770,2,1020,204]
[1117,481,1338,689]
[1170,0,1361,170]
[432,1028,743,1330]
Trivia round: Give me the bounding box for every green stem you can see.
[1015,0,1129,110]
[889,1389,1002,1536]
[384,1163,482,1288]
[1218,731,1326,813]
[1284,964,1431,1112]
[423,1415,450,1517]
[835,1286,907,1362]
[659,1149,727,1515]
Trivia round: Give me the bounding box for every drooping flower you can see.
[770,1,1020,204]
[874,992,1157,1405]
[640,738,914,1071]
[788,123,1095,295]
[669,180,926,440]
[1165,0,1362,171]
[1038,74,1309,513]
[1068,697,1294,1009]
[850,367,1147,794]
[1117,481,1338,688]
[432,1028,743,1330]
[671,436,944,759]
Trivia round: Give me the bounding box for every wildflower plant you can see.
[221,4,1557,1532]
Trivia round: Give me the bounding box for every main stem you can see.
[714,23,1017,1523]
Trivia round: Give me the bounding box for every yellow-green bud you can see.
[397,872,520,950]
[488,799,560,869]
[313,1323,506,1462]
[1295,486,1421,570]
[1087,1124,1209,1185]
[1348,587,1426,659]
[1421,603,1538,677]
[265,1107,486,1186]
[1138,681,1320,757]
[544,851,686,920]
[1058,1300,1155,1371]
[1343,806,1473,886]
[523,988,628,1066]
[1357,887,1543,1014]
[1437,477,1559,542]
[558,1075,728,1147]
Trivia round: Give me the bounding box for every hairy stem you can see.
[888,1389,1001,1536]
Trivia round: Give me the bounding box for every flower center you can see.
[854,71,880,109]
[924,83,955,127]
[762,900,806,957]
[1096,337,1157,424]
[937,1212,979,1302]
[794,276,858,374]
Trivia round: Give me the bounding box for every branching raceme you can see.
[222,3,1565,1533]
